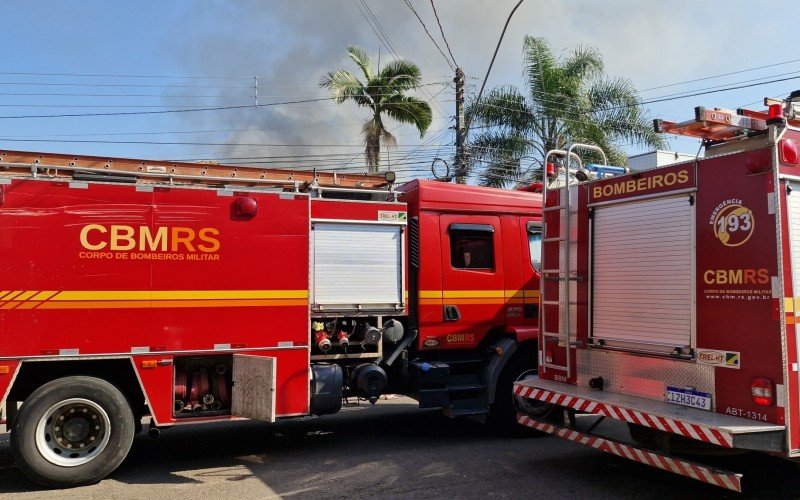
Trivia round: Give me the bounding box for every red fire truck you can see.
[0,149,543,487]
[514,95,800,492]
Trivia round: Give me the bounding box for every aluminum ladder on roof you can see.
[539,144,608,377]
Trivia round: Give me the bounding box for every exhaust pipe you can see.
[148,419,160,439]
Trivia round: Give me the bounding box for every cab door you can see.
[521,218,542,326]
[440,214,504,349]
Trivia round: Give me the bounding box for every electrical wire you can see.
[429,0,457,68]
[639,57,800,92]
[402,0,455,71]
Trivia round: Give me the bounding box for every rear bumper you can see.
[513,378,785,452]
[517,414,743,492]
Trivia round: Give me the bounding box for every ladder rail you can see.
[540,144,608,376]
[0,149,392,191]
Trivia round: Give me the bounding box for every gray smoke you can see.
[166,0,776,176]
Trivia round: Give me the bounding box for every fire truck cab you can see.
[0,150,542,487]
[514,95,800,492]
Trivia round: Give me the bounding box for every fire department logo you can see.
[710,200,754,247]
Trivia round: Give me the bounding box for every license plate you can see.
[665,387,712,411]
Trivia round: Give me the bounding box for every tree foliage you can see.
[321,46,433,172]
[466,36,665,188]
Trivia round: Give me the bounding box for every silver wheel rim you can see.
[34,398,111,467]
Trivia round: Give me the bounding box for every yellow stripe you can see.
[786,298,795,313]
[420,289,540,301]
[419,298,444,305]
[50,290,308,301]
[37,299,307,310]
[443,290,506,299]
[14,290,38,301]
[31,291,58,301]
[2,291,23,301]
[0,291,8,300]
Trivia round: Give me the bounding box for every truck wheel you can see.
[489,350,561,434]
[10,376,135,488]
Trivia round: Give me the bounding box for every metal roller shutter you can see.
[312,222,403,310]
[787,184,800,312]
[591,194,694,354]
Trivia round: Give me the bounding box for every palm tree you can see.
[320,46,433,172]
[466,36,665,187]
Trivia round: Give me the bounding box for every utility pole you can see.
[454,67,467,183]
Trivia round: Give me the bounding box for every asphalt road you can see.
[1,397,799,499]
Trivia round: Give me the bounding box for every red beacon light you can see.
[234,196,258,217]
[545,162,557,179]
[767,103,786,125]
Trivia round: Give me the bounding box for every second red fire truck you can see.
[0,149,543,487]
[514,94,800,492]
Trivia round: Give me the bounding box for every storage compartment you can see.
[311,222,404,312]
[590,194,695,356]
[173,356,233,417]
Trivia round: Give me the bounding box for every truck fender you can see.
[503,326,538,344]
[0,361,21,425]
[483,337,517,405]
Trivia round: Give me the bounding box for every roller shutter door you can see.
[788,184,800,315]
[591,195,694,354]
[312,223,403,310]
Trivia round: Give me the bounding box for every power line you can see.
[465,0,525,137]
[0,97,336,120]
[0,137,457,148]
[402,0,454,71]
[353,0,448,120]
[429,0,457,68]
[639,57,800,92]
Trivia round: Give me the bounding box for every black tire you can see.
[488,349,560,434]
[10,376,135,488]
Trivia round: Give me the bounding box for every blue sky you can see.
[0,1,797,182]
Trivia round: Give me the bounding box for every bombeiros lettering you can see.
[79,224,221,256]
[592,169,689,200]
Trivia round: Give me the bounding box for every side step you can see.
[517,414,743,492]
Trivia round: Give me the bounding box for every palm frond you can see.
[379,60,423,91]
[563,45,603,85]
[319,70,369,105]
[466,85,534,133]
[347,45,374,81]
[382,95,432,137]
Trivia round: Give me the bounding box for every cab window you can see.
[527,221,542,271]
[449,223,494,270]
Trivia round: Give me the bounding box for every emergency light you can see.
[780,139,799,165]
[585,164,628,177]
[751,378,774,406]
